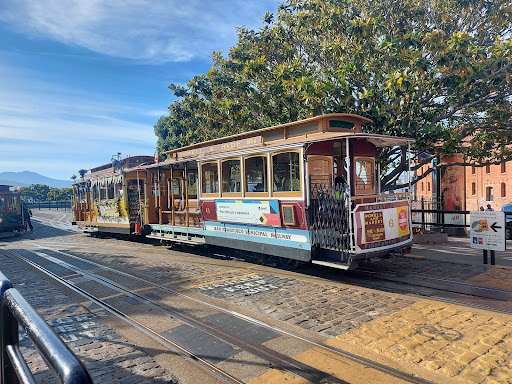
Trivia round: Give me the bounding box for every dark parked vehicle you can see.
[502,203,512,240]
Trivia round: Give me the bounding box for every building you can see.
[415,155,512,212]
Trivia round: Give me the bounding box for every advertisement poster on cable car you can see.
[354,200,411,252]
[215,200,281,226]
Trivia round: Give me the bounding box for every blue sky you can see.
[0,0,281,181]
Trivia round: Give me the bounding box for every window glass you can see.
[201,162,219,194]
[354,158,375,194]
[245,156,268,193]
[7,196,18,211]
[222,159,241,193]
[115,182,123,199]
[0,196,4,210]
[188,172,198,197]
[151,173,160,197]
[486,187,494,201]
[100,187,107,200]
[108,182,115,199]
[272,152,301,192]
[172,179,180,196]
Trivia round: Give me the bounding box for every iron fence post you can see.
[421,197,425,232]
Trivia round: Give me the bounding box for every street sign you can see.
[470,211,506,251]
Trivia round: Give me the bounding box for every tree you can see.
[18,185,72,202]
[156,0,512,189]
[71,174,77,183]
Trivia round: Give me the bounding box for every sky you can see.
[0,0,281,181]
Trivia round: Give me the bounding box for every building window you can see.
[486,165,490,174]
[245,156,268,194]
[421,182,424,192]
[221,159,242,194]
[472,166,476,175]
[486,187,494,201]
[427,182,431,192]
[502,162,506,173]
[201,162,219,194]
[472,182,476,195]
[502,183,506,198]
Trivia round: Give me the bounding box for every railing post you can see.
[0,272,18,384]
[421,197,425,232]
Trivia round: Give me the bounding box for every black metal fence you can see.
[411,197,512,236]
[23,201,72,211]
[0,271,92,384]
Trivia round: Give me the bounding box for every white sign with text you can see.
[470,211,506,251]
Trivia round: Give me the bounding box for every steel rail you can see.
[19,249,348,384]
[353,268,512,303]
[30,247,429,384]
[6,250,242,384]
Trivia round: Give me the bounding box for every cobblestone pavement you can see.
[2,210,512,383]
[0,250,178,383]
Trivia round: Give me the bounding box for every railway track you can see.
[5,246,430,384]
[22,235,512,316]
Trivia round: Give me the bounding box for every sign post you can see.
[470,211,506,265]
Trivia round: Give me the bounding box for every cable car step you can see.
[147,232,206,245]
[311,260,354,270]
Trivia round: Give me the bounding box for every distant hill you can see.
[0,172,72,189]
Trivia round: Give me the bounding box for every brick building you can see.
[415,155,512,212]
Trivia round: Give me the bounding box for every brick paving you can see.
[0,251,178,384]
[329,300,512,384]
[192,275,416,337]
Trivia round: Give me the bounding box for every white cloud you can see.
[0,0,280,63]
[0,64,156,179]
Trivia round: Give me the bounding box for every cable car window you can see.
[115,182,123,199]
[172,179,181,196]
[272,152,301,192]
[0,196,4,211]
[108,182,115,199]
[201,162,219,194]
[7,196,17,211]
[188,172,198,198]
[245,156,268,193]
[222,159,241,193]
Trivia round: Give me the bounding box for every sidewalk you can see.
[410,236,512,268]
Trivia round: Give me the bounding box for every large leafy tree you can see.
[155,0,512,189]
[18,185,72,202]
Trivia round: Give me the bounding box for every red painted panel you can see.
[306,141,334,156]
[201,201,217,221]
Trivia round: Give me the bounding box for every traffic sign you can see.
[470,211,506,251]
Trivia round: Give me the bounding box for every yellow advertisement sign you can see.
[397,206,409,237]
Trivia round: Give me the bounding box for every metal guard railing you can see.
[0,271,93,384]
